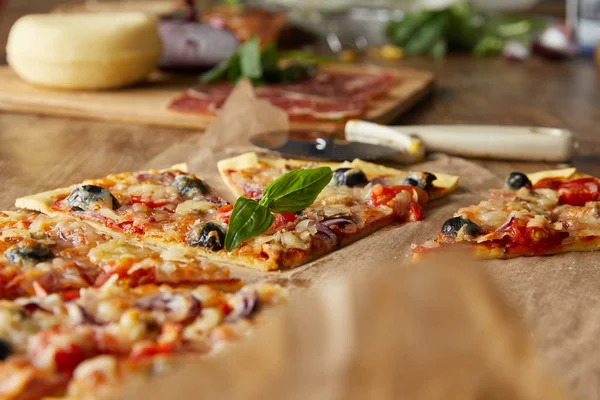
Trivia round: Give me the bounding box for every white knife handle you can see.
[345,120,425,164]
[393,125,575,162]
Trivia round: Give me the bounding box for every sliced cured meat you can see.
[167,69,399,121]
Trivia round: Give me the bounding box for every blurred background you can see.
[1,0,596,64]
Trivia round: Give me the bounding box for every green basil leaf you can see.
[239,37,262,80]
[259,167,332,213]
[226,53,242,82]
[200,59,230,83]
[225,197,275,251]
[261,42,279,70]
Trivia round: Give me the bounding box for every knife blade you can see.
[250,129,422,163]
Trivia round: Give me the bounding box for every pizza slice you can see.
[215,152,459,268]
[0,210,240,300]
[0,280,286,399]
[17,159,458,271]
[412,168,600,259]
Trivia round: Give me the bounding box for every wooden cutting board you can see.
[0,64,434,131]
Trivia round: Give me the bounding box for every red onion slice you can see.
[158,21,239,69]
[496,216,516,233]
[532,25,577,60]
[315,222,339,248]
[321,217,355,227]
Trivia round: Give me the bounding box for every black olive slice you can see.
[0,339,12,361]
[186,222,226,251]
[331,168,369,187]
[505,172,532,190]
[172,175,209,197]
[402,172,437,190]
[4,240,53,265]
[67,185,120,211]
[441,216,480,238]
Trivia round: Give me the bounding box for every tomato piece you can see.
[533,178,563,190]
[130,342,173,362]
[371,184,396,206]
[129,195,171,208]
[371,184,429,207]
[272,212,296,229]
[216,204,234,224]
[558,178,600,206]
[409,202,423,221]
[114,221,145,235]
[498,218,565,255]
[59,289,81,301]
[54,344,86,374]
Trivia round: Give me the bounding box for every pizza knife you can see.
[250,121,576,163]
[250,128,425,164]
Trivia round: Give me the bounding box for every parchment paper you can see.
[141,80,600,400]
[124,258,565,400]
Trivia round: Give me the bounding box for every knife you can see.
[345,120,576,163]
[250,122,576,164]
[249,128,425,163]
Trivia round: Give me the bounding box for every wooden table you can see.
[0,55,599,399]
[1,55,598,209]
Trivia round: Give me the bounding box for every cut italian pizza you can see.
[412,168,600,259]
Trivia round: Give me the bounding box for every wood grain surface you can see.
[1,55,597,211]
[0,65,433,132]
[1,55,600,399]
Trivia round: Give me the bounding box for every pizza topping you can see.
[505,172,532,190]
[0,338,13,360]
[331,168,369,187]
[174,200,218,215]
[557,178,600,206]
[402,172,437,191]
[171,175,210,198]
[441,216,480,238]
[4,240,53,265]
[186,222,226,251]
[225,289,259,322]
[67,185,120,212]
[314,222,339,247]
[133,294,202,324]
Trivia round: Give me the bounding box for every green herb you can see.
[200,37,317,86]
[384,1,548,58]
[224,167,333,251]
[259,167,333,213]
[239,37,262,80]
[224,197,274,252]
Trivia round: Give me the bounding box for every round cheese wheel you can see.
[6,13,163,90]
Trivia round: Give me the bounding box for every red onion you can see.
[532,25,576,61]
[74,305,104,325]
[315,222,339,248]
[496,216,516,233]
[134,294,202,324]
[225,290,260,322]
[321,217,355,227]
[158,21,239,70]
